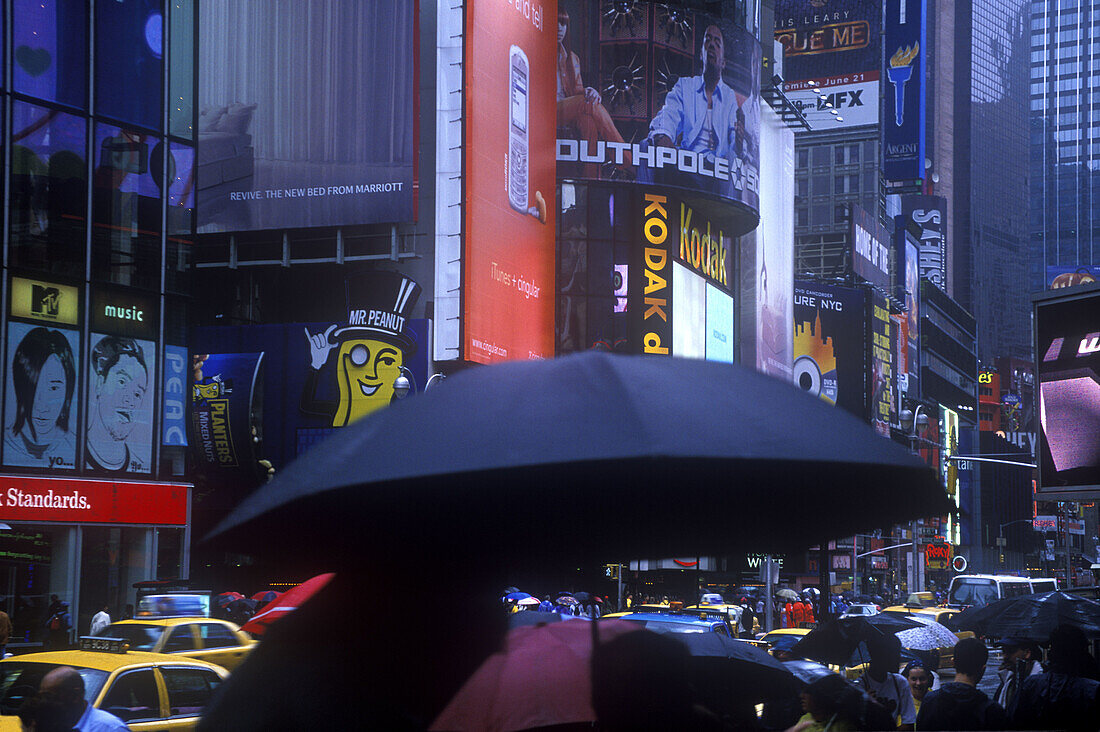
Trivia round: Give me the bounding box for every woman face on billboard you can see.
[11,327,76,443]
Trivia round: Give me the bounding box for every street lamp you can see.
[997,519,1033,564]
[393,369,446,399]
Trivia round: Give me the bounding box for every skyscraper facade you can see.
[1029,0,1100,293]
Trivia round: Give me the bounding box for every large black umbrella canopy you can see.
[791,615,924,667]
[207,352,949,566]
[953,591,1100,641]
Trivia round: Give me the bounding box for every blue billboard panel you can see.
[883,0,926,183]
[162,345,188,447]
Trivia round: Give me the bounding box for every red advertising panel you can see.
[464,0,557,363]
[0,475,188,525]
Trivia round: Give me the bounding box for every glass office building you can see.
[1029,0,1100,292]
[0,0,194,647]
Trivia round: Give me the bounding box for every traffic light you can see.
[604,563,619,581]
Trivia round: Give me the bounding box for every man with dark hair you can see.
[35,666,127,731]
[1011,624,1100,731]
[993,636,1042,711]
[856,633,916,729]
[916,637,1007,730]
[85,335,148,472]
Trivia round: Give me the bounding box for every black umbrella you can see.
[782,659,835,685]
[648,628,797,702]
[791,615,924,667]
[206,353,948,567]
[953,591,1100,641]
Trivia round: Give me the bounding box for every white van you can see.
[946,574,1058,609]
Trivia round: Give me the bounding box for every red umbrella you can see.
[241,574,335,636]
[429,619,641,731]
[251,590,281,603]
[214,591,245,608]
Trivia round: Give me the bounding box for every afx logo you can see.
[793,90,865,116]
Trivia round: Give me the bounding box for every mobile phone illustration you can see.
[508,45,529,214]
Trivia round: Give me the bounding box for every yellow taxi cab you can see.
[0,636,228,730]
[96,617,255,672]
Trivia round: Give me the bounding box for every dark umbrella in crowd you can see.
[792,614,923,667]
[199,352,950,730]
[650,629,797,702]
[953,591,1100,641]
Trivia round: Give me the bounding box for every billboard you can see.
[870,291,894,437]
[775,0,881,130]
[901,195,947,291]
[673,263,706,359]
[706,283,734,363]
[851,205,891,291]
[1035,285,1100,495]
[793,281,867,420]
[555,1,761,227]
[883,0,927,183]
[464,0,556,363]
[191,352,264,480]
[85,334,156,474]
[756,103,794,380]
[196,0,417,231]
[1048,265,1100,290]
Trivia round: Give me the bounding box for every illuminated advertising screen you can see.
[901,195,947,291]
[870,291,894,437]
[883,0,927,182]
[706,283,734,363]
[197,0,417,232]
[794,281,867,420]
[673,263,706,359]
[555,1,761,230]
[775,0,881,130]
[756,104,794,380]
[464,0,556,363]
[851,205,891,292]
[1035,285,1100,495]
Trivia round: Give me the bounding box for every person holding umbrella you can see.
[992,637,1042,711]
[1010,624,1100,730]
[854,634,916,730]
[915,637,1007,731]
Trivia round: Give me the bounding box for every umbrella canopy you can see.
[503,592,532,602]
[648,629,796,702]
[241,573,335,636]
[251,590,281,603]
[953,591,1100,641]
[782,659,835,686]
[516,597,541,606]
[507,612,586,630]
[792,615,923,666]
[776,589,799,601]
[206,353,949,567]
[430,619,641,731]
[895,616,960,651]
[214,591,244,608]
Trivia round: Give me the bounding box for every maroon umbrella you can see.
[214,591,245,608]
[251,590,281,603]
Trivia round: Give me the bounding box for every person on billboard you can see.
[301,273,420,427]
[4,326,77,468]
[556,6,631,178]
[85,336,148,473]
[646,24,746,191]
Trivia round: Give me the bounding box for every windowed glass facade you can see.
[1029,0,1100,293]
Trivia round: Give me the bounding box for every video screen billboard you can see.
[794,281,867,420]
[464,0,556,363]
[197,0,417,232]
[883,0,927,182]
[756,104,794,380]
[1035,286,1100,495]
[555,1,761,228]
[673,263,706,359]
[775,0,881,130]
[706,283,734,363]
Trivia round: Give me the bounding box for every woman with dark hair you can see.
[4,326,77,468]
[557,6,631,177]
[902,659,934,717]
[787,674,859,732]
